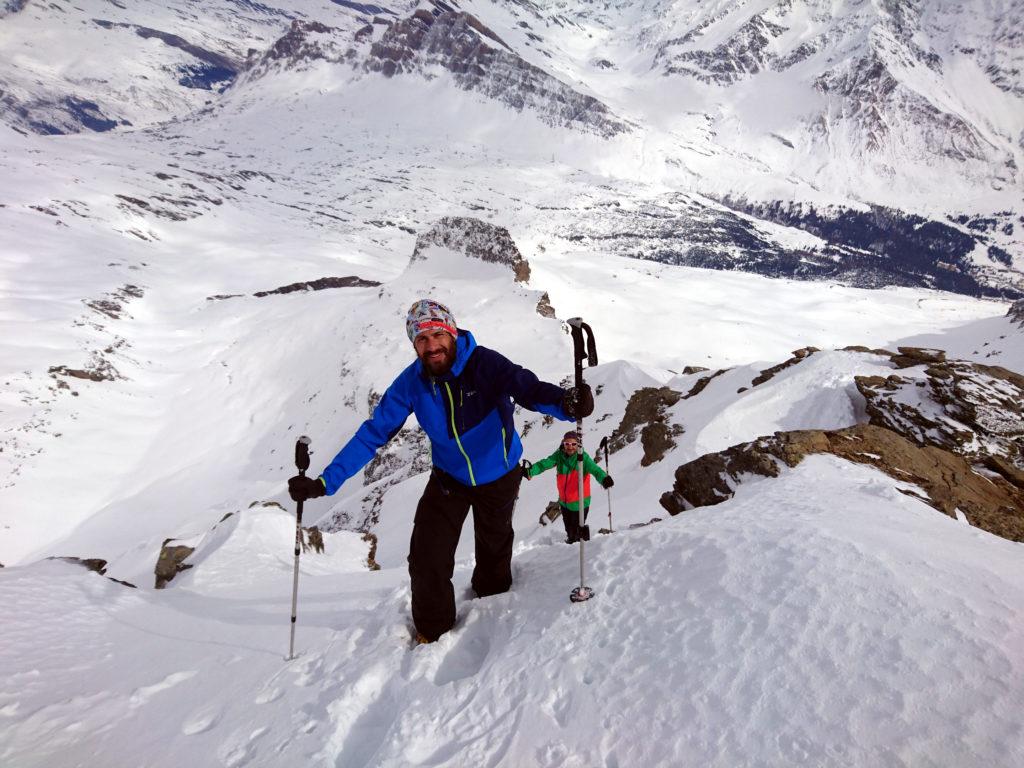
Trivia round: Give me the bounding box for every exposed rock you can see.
[362,532,381,571]
[411,217,531,282]
[49,556,108,574]
[681,366,709,375]
[608,386,684,466]
[750,347,819,387]
[857,359,1024,473]
[1009,300,1024,326]
[660,424,1024,543]
[361,7,628,137]
[890,346,945,369]
[301,526,324,554]
[538,501,561,526]
[251,276,381,298]
[682,369,725,400]
[47,556,138,588]
[536,291,556,318]
[155,542,195,589]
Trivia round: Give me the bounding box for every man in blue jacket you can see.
[288,299,593,643]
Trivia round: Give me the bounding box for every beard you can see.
[418,342,457,376]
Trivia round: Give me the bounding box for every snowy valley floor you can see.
[2,457,1022,768]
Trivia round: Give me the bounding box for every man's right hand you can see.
[520,459,532,480]
[288,475,325,502]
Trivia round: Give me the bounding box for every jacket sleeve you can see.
[477,347,573,422]
[318,371,413,495]
[528,450,560,478]
[583,452,608,482]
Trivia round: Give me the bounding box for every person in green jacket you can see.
[523,431,613,543]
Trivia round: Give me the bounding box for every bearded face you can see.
[414,329,457,376]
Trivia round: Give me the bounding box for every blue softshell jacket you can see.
[319,329,572,494]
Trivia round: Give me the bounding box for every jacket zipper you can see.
[501,427,508,468]
[444,382,476,486]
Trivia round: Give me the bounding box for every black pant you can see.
[408,467,522,641]
[560,504,590,543]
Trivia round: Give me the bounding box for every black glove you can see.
[288,475,325,502]
[601,475,614,489]
[562,383,594,419]
[520,459,532,480]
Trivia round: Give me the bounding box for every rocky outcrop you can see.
[749,347,819,388]
[660,424,1024,542]
[411,217,531,282]
[856,359,1024,476]
[661,348,1024,543]
[536,292,556,318]
[360,5,628,137]
[155,542,195,589]
[608,387,684,466]
[1009,300,1024,326]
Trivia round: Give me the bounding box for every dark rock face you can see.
[856,359,1024,476]
[155,543,195,589]
[608,387,684,466]
[260,20,345,68]
[660,13,786,83]
[536,292,556,318]
[412,216,531,282]
[561,194,1022,299]
[719,198,1023,299]
[250,276,381,298]
[1009,300,1024,326]
[361,7,628,137]
[660,424,1024,542]
[750,347,819,388]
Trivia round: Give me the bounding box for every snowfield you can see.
[2,458,1022,768]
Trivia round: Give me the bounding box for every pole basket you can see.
[570,585,596,603]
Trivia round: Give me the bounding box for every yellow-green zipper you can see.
[501,427,508,468]
[445,382,476,486]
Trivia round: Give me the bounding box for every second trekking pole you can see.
[288,435,311,661]
[567,317,597,604]
[599,435,613,533]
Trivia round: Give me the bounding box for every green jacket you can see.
[527,448,607,512]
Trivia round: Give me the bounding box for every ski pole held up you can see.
[567,317,597,604]
[288,435,311,660]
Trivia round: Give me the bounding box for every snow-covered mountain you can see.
[1,0,1023,764]
[2,0,1022,296]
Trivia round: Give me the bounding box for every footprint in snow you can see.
[182,707,221,735]
[219,725,269,768]
[433,625,491,686]
[254,685,283,704]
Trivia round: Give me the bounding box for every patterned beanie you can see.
[406,299,458,343]
[562,431,580,442]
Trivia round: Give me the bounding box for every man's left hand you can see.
[563,384,594,419]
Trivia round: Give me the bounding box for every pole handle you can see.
[295,436,311,474]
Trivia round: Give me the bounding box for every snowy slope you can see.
[2,457,1022,768]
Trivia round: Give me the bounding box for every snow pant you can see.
[408,466,522,641]
[560,503,590,543]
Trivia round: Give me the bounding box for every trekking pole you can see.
[288,435,311,660]
[567,318,597,604]
[599,435,613,532]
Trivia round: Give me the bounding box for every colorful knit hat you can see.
[406,299,458,343]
